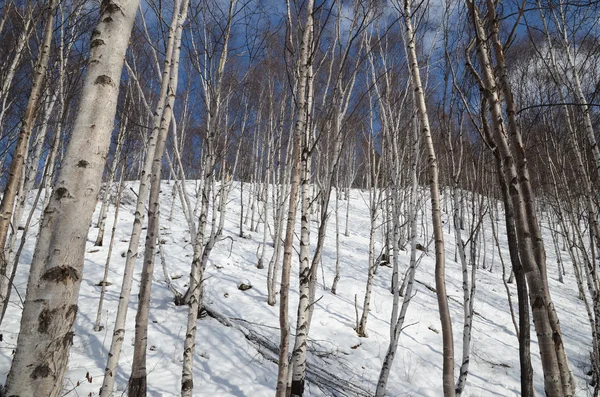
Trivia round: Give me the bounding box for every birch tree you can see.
[356,98,384,338]
[0,1,34,133]
[376,81,419,397]
[276,0,314,395]
[99,0,185,393]
[2,0,140,393]
[306,0,371,327]
[94,164,126,332]
[94,105,127,247]
[180,1,236,395]
[466,0,573,393]
[128,0,189,394]
[0,0,57,304]
[401,0,455,393]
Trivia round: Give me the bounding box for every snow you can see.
[0,181,592,396]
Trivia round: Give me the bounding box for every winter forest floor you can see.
[0,181,592,396]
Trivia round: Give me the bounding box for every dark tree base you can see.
[128,375,147,397]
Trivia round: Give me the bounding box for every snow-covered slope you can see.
[0,181,591,396]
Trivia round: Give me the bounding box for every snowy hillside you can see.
[0,181,591,396]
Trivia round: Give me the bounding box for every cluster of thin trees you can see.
[0,0,598,395]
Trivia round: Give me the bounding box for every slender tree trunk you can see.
[331,183,341,294]
[0,151,52,325]
[247,133,259,229]
[0,0,56,289]
[344,166,352,237]
[486,1,573,392]
[99,0,183,393]
[376,98,420,396]
[290,62,314,396]
[181,169,212,393]
[403,2,454,394]
[357,186,379,337]
[0,9,32,132]
[94,166,125,332]
[454,185,475,396]
[12,92,57,236]
[267,123,293,306]
[180,2,233,395]
[128,0,188,394]
[275,1,314,394]
[258,124,272,270]
[493,153,535,397]
[468,3,566,390]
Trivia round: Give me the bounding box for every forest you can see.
[0,0,598,395]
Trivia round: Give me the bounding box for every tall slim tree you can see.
[180,1,235,395]
[402,0,455,393]
[276,0,314,395]
[0,0,57,305]
[99,0,186,393]
[466,0,573,394]
[128,0,189,393]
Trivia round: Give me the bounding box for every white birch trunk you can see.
[357,95,382,338]
[3,0,138,394]
[99,0,183,393]
[454,187,474,395]
[180,2,233,395]
[376,101,420,396]
[467,1,567,393]
[331,183,341,294]
[267,128,293,305]
[0,0,56,288]
[485,1,573,392]
[128,0,188,393]
[0,10,32,132]
[357,181,379,337]
[258,124,272,270]
[403,1,454,394]
[275,1,314,394]
[94,166,125,332]
[290,62,314,396]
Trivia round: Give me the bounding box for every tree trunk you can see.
[331,183,341,294]
[403,1,455,394]
[128,0,188,394]
[99,0,184,393]
[454,186,474,396]
[376,96,420,396]
[0,8,33,132]
[3,0,139,394]
[0,0,56,291]
[485,1,573,392]
[180,2,233,395]
[275,1,314,394]
[267,123,293,306]
[290,63,314,396]
[467,4,567,392]
[494,151,535,397]
[94,166,125,332]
